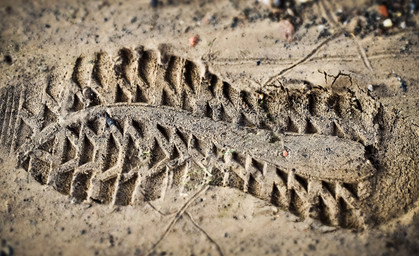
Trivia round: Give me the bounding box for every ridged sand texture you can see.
[0,46,417,229]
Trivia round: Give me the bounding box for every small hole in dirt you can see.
[364,145,379,163]
[4,55,12,64]
[5,6,12,14]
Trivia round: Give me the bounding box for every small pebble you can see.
[273,0,281,7]
[318,225,337,233]
[308,244,316,251]
[260,0,270,6]
[410,3,416,14]
[400,80,408,92]
[368,84,374,92]
[4,55,12,64]
[383,19,393,28]
[189,35,199,47]
[278,20,295,42]
[259,0,281,8]
[283,150,289,157]
[150,0,158,8]
[378,5,389,17]
[231,17,239,28]
[317,24,325,31]
[286,8,295,17]
[104,113,116,127]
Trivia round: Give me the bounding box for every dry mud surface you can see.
[0,0,418,255]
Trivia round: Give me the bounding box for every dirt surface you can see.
[0,0,418,255]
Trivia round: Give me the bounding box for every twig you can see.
[263,32,342,86]
[185,211,224,256]
[146,185,210,255]
[319,0,373,72]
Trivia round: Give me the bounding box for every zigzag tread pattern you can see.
[19,108,370,229]
[68,47,381,147]
[0,47,386,229]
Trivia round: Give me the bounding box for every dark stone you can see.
[4,55,12,64]
[150,0,158,8]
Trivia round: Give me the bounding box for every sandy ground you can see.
[0,0,418,255]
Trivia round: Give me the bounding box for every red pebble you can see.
[378,5,389,17]
[189,35,199,47]
[278,20,295,42]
